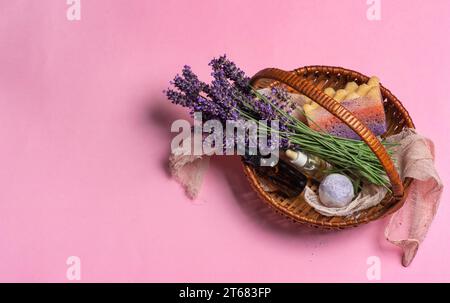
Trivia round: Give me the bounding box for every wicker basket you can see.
[243,66,415,229]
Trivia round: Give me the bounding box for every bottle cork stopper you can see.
[286,149,307,167]
[285,149,297,161]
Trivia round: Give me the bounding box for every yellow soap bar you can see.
[302,95,313,104]
[334,89,348,102]
[324,87,336,97]
[366,86,382,101]
[356,84,371,96]
[344,82,358,93]
[368,76,380,86]
[309,101,319,109]
[345,92,360,100]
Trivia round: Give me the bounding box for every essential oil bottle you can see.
[285,149,332,181]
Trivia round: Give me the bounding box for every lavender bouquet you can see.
[165,56,393,189]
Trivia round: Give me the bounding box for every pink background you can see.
[0,0,449,282]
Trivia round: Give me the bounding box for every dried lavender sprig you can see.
[165,55,395,188]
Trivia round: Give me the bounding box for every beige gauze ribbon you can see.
[384,128,443,267]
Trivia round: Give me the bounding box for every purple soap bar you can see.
[308,96,387,140]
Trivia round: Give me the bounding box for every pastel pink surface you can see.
[0,0,449,282]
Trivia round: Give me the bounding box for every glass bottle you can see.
[285,149,332,181]
[243,155,307,197]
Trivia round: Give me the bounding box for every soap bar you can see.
[308,96,387,139]
[318,174,355,208]
[304,76,387,140]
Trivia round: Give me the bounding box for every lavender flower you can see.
[165,56,393,188]
[165,55,292,154]
[209,55,251,93]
